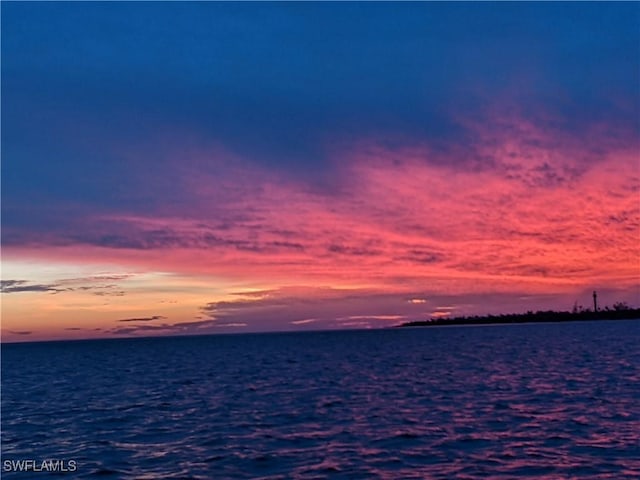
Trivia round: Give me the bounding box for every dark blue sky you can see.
[4,2,638,178]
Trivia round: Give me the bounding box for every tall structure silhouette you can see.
[593,291,598,312]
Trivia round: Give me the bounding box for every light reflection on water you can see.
[2,320,639,478]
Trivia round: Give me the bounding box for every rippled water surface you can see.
[3,320,640,478]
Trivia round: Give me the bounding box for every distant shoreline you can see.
[397,308,640,328]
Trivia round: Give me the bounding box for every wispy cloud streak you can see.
[117,315,166,323]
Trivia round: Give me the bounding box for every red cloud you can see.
[5,108,638,309]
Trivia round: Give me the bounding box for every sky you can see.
[2,2,639,342]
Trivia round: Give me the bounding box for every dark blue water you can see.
[2,320,639,479]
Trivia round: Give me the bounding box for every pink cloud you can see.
[4,105,638,336]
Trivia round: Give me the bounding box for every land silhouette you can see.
[398,300,640,328]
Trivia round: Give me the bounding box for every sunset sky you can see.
[2,2,639,342]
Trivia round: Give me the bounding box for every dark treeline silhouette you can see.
[398,303,640,328]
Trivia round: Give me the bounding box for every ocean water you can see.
[2,320,639,479]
